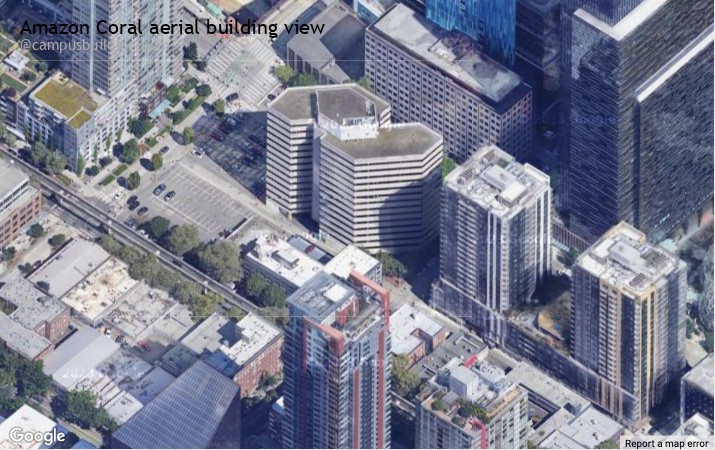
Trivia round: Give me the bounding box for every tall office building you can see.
[562,0,714,242]
[572,222,686,423]
[71,0,182,99]
[434,145,551,320]
[426,0,516,65]
[680,354,714,423]
[365,4,533,163]
[282,271,391,449]
[416,359,529,449]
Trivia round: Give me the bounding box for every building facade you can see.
[562,0,714,241]
[365,4,533,163]
[572,222,687,423]
[435,145,551,318]
[415,359,529,449]
[0,160,41,248]
[282,271,391,448]
[425,0,516,65]
[680,354,714,423]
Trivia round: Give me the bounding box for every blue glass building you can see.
[426,0,516,65]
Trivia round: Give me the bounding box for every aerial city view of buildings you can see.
[0,0,710,448]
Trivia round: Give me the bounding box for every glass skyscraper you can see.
[426,0,516,65]
[562,0,714,242]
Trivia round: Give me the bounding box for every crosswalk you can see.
[206,36,281,107]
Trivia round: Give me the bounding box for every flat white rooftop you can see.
[574,0,669,41]
[371,3,523,103]
[0,405,56,449]
[30,239,111,299]
[0,312,51,360]
[324,245,380,281]
[390,304,445,356]
[247,233,323,289]
[578,222,683,295]
[445,145,550,218]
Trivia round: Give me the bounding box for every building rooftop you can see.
[104,282,176,339]
[574,0,668,41]
[3,51,29,72]
[0,159,29,200]
[30,239,111,299]
[269,83,390,122]
[506,361,589,410]
[247,233,324,289]
[0,274,66,330]
[125,367,176,406]
[0,405,57,449]
[421,359,525,428]
[682,354,714,397]
[539,404,623,448]
[0,312,51,360]
[162,313,281,377]
[287,235,332,264]
[31,72,100,127]
[287,270,357,321]
[323,245,380,281]
[676,413,714,438]
[414,330,488,381]
[112,361,241,449]
[370,3,525,104]
[390,304,445,356]
[287,3,366,83]
[322,122,443,160]
[61,257,137,322]
[42,326,119,390]
[445,145,550,218]
[578,222,685,296]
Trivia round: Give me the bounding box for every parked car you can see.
[137,206,149,216]
[153,184,166,196]
[164,191,176,201]
[160,146,170,154]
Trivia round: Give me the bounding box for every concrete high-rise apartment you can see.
[433,145,551,320]
[365,4,533,163]
[562,0,714,242]
[267,84,443,252]
[282,271,391,449]
[426,0,516,65]
[680,354,714,423]
[71,0,182,99]
[416,359,529,449]
[572,222,686,423]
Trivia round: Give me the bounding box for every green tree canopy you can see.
[56,390,115,431]
[246,273,268,299]
[142,216,171,240]
[391,354,421,398]
[151,153,163,171]
[195,84,212,98]
[165,224,200,256]
[121,139,140,164]
[196,241,242,283]
[291,73,318,87]
[126,171,141,190]
[183,127,195,144]
[48,233,67,248]
[274,65,293,85]
[27,223,45,238]
[213,98,225,115]
[377,251,406,278]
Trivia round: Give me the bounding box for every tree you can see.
[129,118,152,138]
[85,165,100,176]
[126,171,141,190]
[596,440,620,449]
[48,234,67,249]
[121,139,140,164]
[150,153,163,171]
[291,73,318,87]
[391,354,420,398]
[442,157,457,181]
[99,156,113,168]
[377,251,406,278]
[35,61,48,73]
[182,127,195,144]
[261,284,286,308]
[213,98,225,115]
[45,152,67,174]
[432,398,448,412]
[171,281,203,305]
[226,306,246,322]
[703,330,713,353]
[56,390,115,431]
[196,241,242,283]
[1,246,15,262]
[27,223,45,239]
[142,216,171,240]
[165,224,200,256]
[195,84,212,98]
[259,373,279,389]
[183,42,198,62]
[274,65,293,85]
[246,273,268,299]
[563,248,580,268]
[166,85,181,103]
[355,76,371,91]
[15,360,50,398]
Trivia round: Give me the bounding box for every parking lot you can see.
[119,158,252,241]
[193,112,267,198]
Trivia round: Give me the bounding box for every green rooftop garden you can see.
[33,75,97,119]
[67,110,92,129]
[1,73,27,94]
